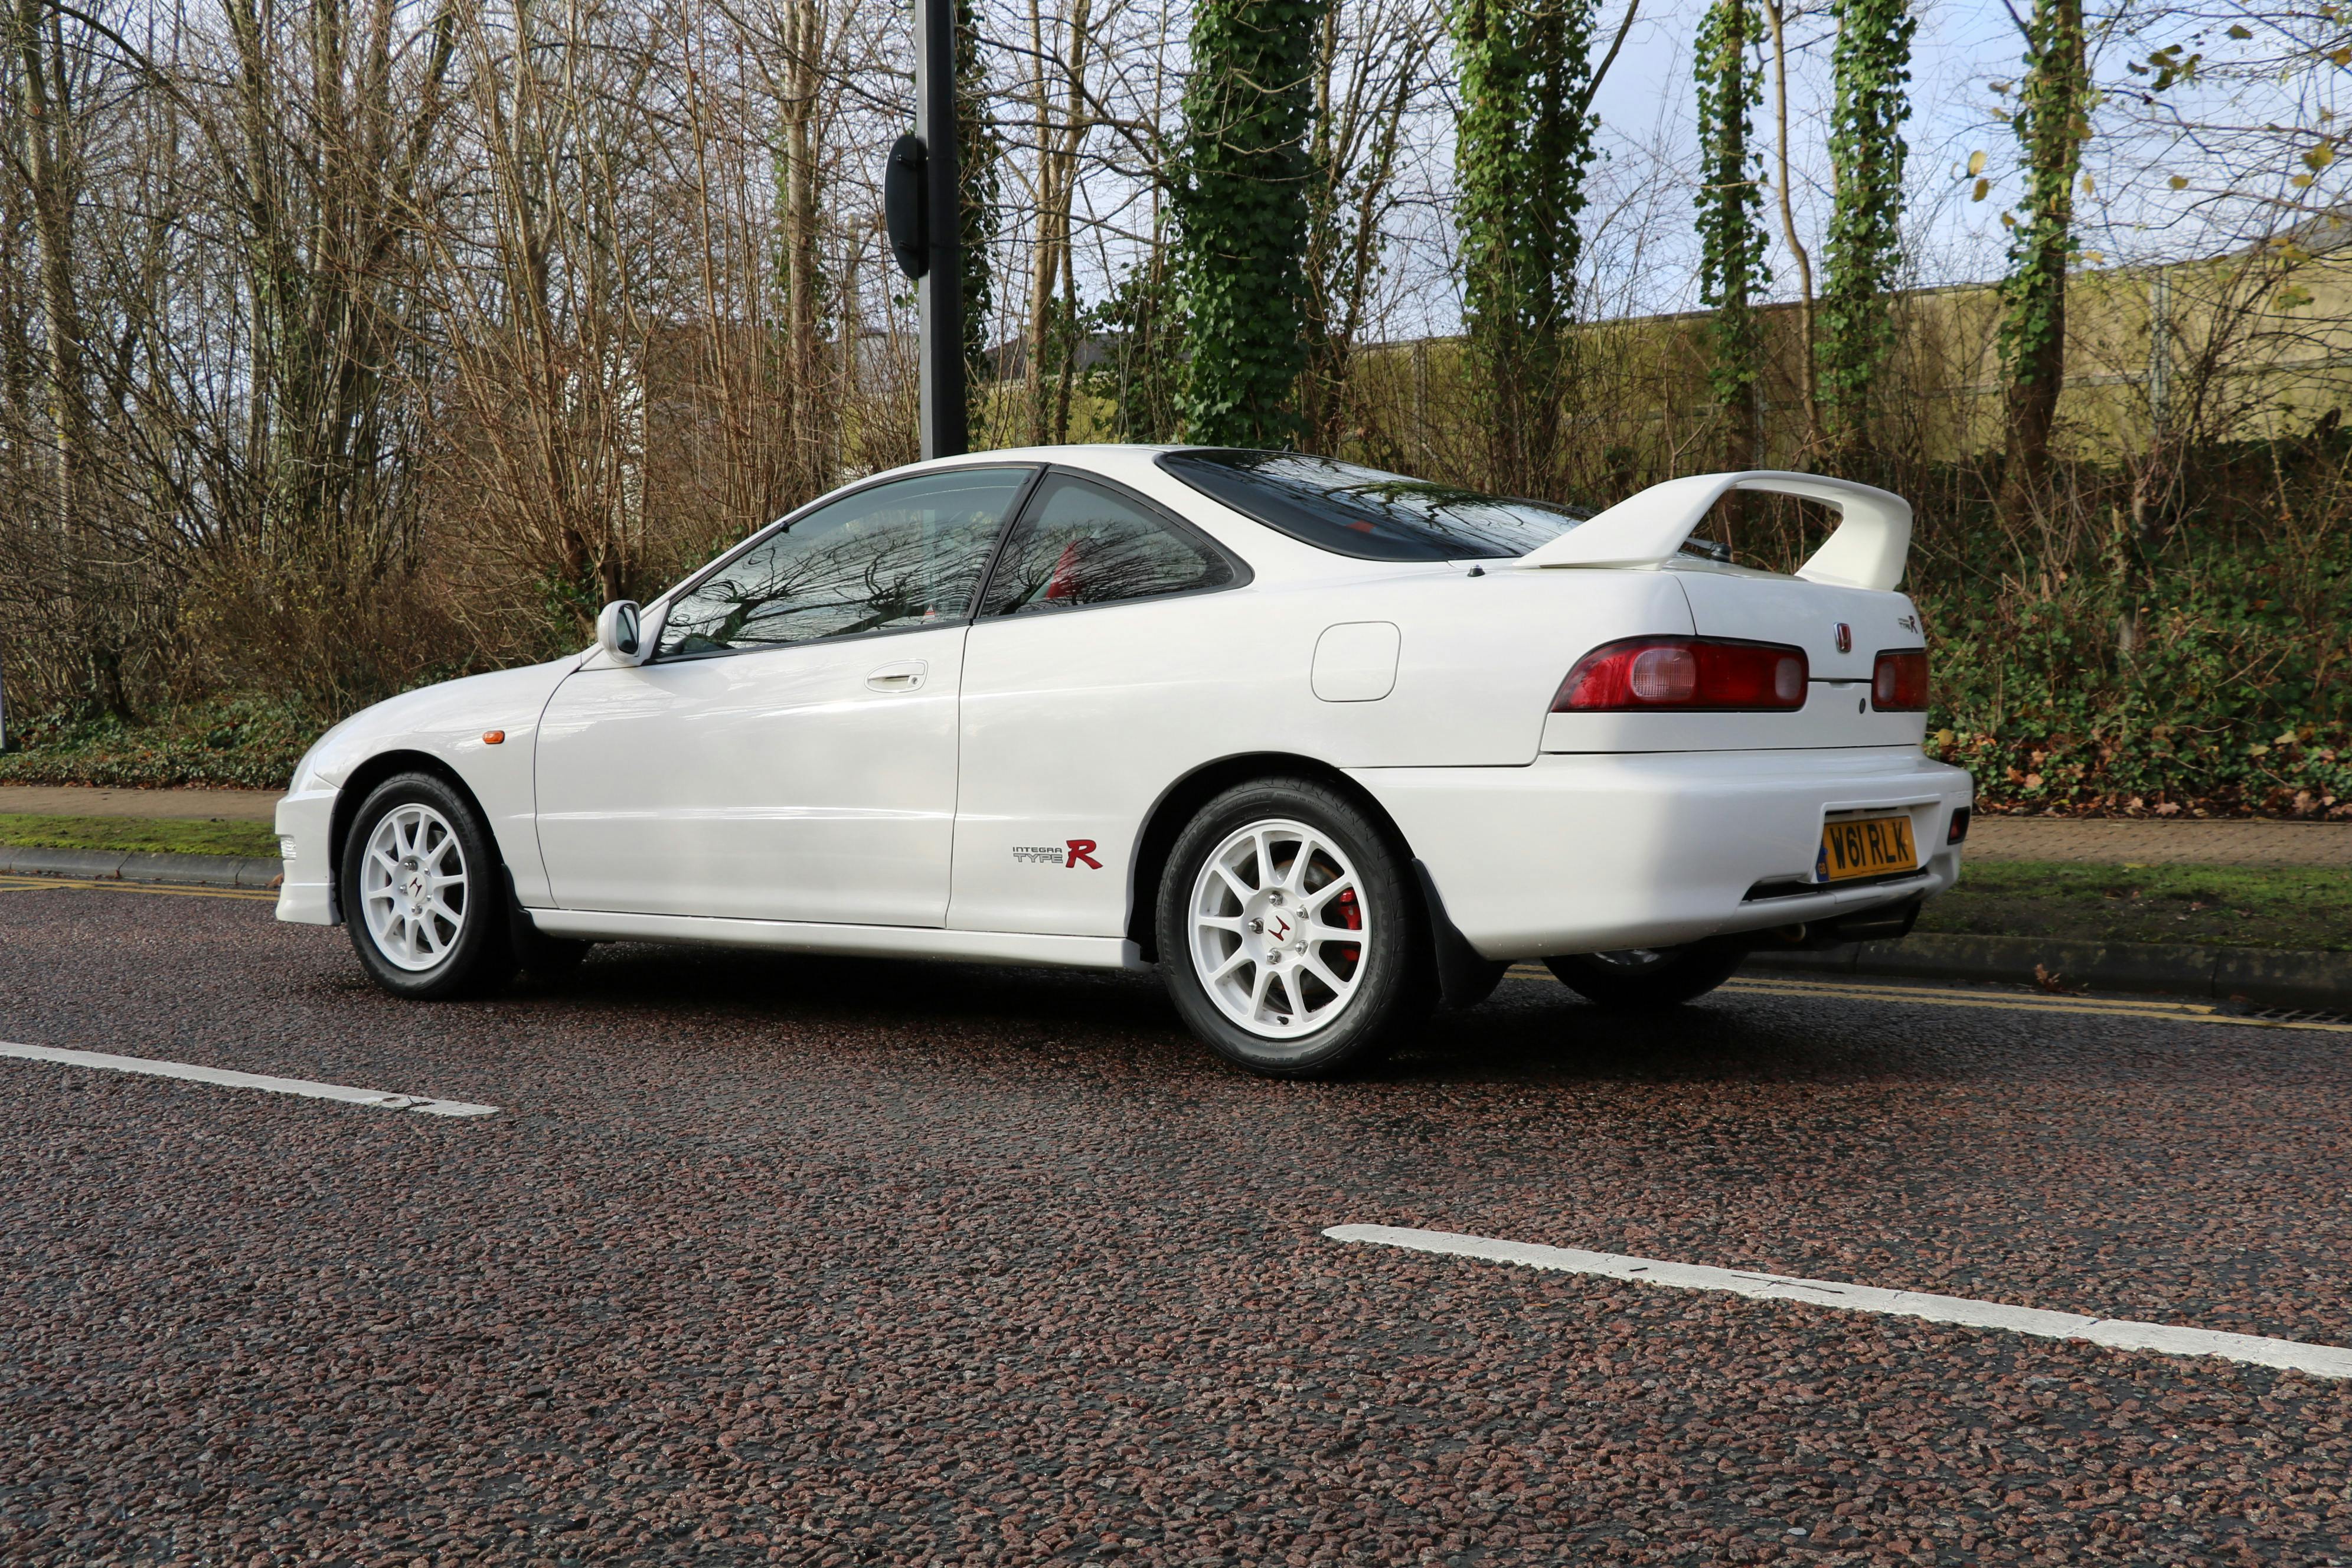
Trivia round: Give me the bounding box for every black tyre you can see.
[1545,937,1747,1009]
[1156,778,1434,1078]
[339,772,517,1000]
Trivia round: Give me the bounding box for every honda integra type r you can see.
[275,447,1973,1077]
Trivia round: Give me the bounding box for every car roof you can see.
[849,445,1456,586]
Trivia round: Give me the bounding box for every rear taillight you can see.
[1872,648,1929,711]
[1553,637,1809,713]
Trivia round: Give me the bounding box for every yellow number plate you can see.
[1818,814,1919,882]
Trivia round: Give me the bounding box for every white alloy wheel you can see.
[358,803,471,972]
[1187,818,1372,1040]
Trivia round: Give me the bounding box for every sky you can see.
[1571,0,2030,320]
[1560,0,2325,324]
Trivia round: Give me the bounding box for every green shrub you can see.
[1918,532,2351,816]
[0,697,316,790]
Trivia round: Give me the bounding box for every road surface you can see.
[2,874,2348,1565]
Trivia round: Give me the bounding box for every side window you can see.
[657,468,1031,657]
[977,475,1235,618]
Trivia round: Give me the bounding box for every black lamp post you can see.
[884,0,968,460]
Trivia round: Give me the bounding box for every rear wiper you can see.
[1679,537,1733,564]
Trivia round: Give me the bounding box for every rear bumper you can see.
[274,789,338,926]
[1349,747,1972,961]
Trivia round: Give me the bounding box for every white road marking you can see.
[0,1040,499,1118]
[1325,1224,2352,1381]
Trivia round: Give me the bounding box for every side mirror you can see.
[596,600,648,667]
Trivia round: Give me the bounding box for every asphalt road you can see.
[4,878,2350,1567]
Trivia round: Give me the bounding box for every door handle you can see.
[866,659,928,692]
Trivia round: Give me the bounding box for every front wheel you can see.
[1545,937,1747,1009]
[1157,779,1433,1078]
[341,773,516,1000]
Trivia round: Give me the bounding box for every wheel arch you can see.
[327,750,494,919]
[1123,752,1420,963]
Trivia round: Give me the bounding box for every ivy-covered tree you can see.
[1174,0,1329,447]
[1453,0,1598,497]
[1694,0,1770,473]
[958,0,1002,435]
[1995,0,2089,524]
[1092,229,1187,442]
[1818,0,1915,450]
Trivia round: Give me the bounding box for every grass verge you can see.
[1919,860,2352,952]
[0,814,280,859]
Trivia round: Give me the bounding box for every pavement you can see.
[1966,816,2352,868]
[0,783,281,821]
[4,876,2351,1564]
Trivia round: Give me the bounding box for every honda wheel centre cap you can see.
[1242,888,1306,962]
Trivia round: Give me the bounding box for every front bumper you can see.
[1350,747,1972,961]
[274,788,338,926]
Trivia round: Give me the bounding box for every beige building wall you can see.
[1344,244,2352,481]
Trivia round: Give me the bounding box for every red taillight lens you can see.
[1873,648,1929,711]
[1553,637,1809,712]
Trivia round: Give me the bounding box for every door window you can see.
[657,467,1032,657]
[977,474,1236,618]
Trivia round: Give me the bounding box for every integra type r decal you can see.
[1012,841,1103,869]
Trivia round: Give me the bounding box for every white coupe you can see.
[276,447,1972,1076]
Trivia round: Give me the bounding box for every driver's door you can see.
[533,466,1035,925]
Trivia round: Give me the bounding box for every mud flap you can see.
[1412,860,1508,1010]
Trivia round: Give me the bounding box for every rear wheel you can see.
[1157,779,1432,1078]
[1546,938,1746,1009]
[341,773,516,1000]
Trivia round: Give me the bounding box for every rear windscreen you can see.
[1157,449,1590,562]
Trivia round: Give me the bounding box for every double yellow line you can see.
[0,873,279,903]
[1508,964,2352,1033]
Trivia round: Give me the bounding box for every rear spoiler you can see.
[1514,470,1913,592]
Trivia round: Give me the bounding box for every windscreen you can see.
[1157,449,1590,561]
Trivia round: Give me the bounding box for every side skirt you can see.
[525,907,1150,972]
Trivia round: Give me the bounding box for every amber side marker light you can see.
[482,730,506,746]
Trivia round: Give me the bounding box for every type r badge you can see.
[1834,622,1853,653]
[1012,840,1105,869]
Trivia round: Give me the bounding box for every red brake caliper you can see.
[1337,888,1361,969]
